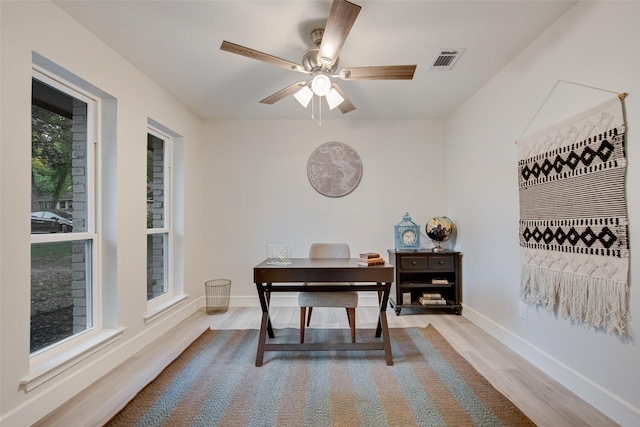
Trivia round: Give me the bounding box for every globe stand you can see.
[431,241,445,253]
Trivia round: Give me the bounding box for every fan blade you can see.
[259,81,308,105]
[339,65,417,80]
[318,0,361,67]
[220,41,308,73]
[331,84,356,114]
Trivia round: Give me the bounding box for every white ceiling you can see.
[54,0,576,121]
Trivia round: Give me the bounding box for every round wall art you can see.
[307,141,363,197]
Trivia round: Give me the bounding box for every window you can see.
[147,128,172,302]
[31,74,96,354]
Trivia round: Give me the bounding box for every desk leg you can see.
[255,282,274,367]
[376,285,390,337]
[375,290,383,337]
[379,309,393,366]
[256,311,268,367]
[256,282,274,338]
[376,283,393,365]
[265,288,274,337]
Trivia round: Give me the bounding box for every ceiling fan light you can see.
[326,87,344,110]
[311,74,331,96]
[293,85,313,108]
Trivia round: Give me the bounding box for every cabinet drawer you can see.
[401,256,427,270]
[428,256,454,270]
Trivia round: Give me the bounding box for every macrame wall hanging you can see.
[517,81,629,335]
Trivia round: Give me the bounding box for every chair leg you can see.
[306,307,313,327]
[346,307,356,343]
[300,307,306,343]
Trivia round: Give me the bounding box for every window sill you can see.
[144,294,188,325]
[22,327,125,392]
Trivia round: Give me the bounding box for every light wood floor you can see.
[37,307,617,427]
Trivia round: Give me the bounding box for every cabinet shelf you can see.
[403,300,461,307]
[399,282,454,288]
[394,301,462,310]
[388,250,463,316]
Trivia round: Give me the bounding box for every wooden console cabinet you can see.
[387,250,462,315]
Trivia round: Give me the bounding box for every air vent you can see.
[429,48,465,71]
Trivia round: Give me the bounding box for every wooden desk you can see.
[253,258,395,366]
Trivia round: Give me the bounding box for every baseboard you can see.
[462,304,640,427]
[4,298,201,427]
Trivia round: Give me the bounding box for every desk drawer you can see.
[428,256,454,271]
[401,256,427,270]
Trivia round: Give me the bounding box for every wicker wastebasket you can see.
[205,279,231,314]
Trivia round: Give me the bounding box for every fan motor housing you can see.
[301,29,339,73]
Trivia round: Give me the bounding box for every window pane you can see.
[147,134,165,229]
[147,233,168,300]
[31,77,93,354]
[31,79,88,234]
[31,240,92,353]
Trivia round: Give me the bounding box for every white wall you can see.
[0,2,211,425]
[447,2,639,425]
[205,118,449,305]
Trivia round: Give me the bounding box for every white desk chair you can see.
[298,243,358,343]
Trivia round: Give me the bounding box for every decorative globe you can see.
[426,216,454,252]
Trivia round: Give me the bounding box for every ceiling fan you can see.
[220,0,417,114]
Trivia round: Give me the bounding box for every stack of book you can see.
[358,252,386,266]
[419,292,447,305]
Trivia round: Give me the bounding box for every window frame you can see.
[24,66,127,391]
[146,125,174,307]
[30,68,100,356]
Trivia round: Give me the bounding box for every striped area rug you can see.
[106,326,534,426]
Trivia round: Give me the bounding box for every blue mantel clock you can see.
[394,212,421,251]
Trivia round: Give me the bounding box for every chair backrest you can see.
[309,243,350,259]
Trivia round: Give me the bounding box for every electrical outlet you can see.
[519,301,528,320]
